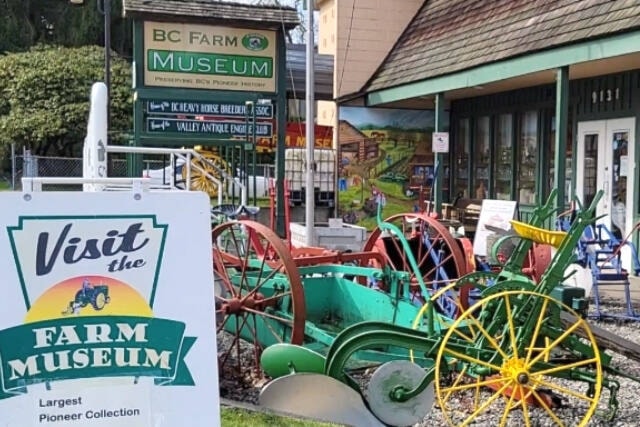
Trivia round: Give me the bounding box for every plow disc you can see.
[259,373,385,426]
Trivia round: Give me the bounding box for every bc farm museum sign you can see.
[144,21,277,92]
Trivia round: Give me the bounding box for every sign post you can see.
[126,2,299,235]
[0,190,220,426]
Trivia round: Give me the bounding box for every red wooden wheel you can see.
[212,220,306,382]
[363,213,471,301]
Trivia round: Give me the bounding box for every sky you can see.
[216,0,314,43]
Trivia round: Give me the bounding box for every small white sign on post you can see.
[432,132,450,153]
[0,191,220,427]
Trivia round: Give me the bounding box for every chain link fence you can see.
[8,147,167,191]
[5,145,277,194]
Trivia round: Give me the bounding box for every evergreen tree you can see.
[0,45,132,157]
[0,0,131,58]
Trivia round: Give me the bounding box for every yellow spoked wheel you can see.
[183,151,231,197]
[435,290,602,427]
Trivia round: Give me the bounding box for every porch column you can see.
[554,66,569,210]
[433,92,445,214]
[333,102,340,218]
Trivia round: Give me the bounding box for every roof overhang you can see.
[362,30,640,107]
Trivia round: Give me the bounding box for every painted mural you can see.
[337,107,448,228]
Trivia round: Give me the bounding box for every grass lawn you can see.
[0,180,10,191]
[221,407,338,427]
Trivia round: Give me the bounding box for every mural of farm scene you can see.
[338,107,447,229]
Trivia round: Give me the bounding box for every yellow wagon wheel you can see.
[183,151,231,197]
[435,290,602,427]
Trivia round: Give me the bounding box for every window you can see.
[517,111,538,205]
[453,118,470,198]
[473,116,490,199]
[493,114,513,200]
[582,134,598,208]
[548,115,572,206]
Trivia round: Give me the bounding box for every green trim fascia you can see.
[367,30,640,106]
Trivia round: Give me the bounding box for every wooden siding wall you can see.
[571,70,639,119]
[451,85,554,116]
[451,70,640,117]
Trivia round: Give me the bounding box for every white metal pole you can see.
[83,82,108,192]
[305,0,315,246]
[11,143,16,190]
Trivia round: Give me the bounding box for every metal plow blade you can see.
[259,373,385,427]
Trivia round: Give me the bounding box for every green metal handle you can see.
[374,198,439,334]
[490,234,520,265]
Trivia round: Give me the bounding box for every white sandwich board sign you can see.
[0,190,219,426]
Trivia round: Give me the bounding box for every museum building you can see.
[319,0,640,242]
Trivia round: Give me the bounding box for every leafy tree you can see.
[0,45,132,157]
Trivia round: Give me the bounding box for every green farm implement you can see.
[213,189,640,426]
[213,207,473,375]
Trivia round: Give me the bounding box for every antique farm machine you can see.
[255,189,640,426]
[214,189,640,426]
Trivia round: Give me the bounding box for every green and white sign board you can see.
[0,191,220,426]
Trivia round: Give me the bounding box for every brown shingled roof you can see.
[123,0,300,29]
[365,0,640,93]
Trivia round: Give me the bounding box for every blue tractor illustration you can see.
[62,278,111,315]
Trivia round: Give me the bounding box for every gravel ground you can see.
[218,299,640,427]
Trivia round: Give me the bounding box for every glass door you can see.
[576,118,636,268]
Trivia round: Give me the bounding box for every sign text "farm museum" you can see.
[147,50,273,78]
